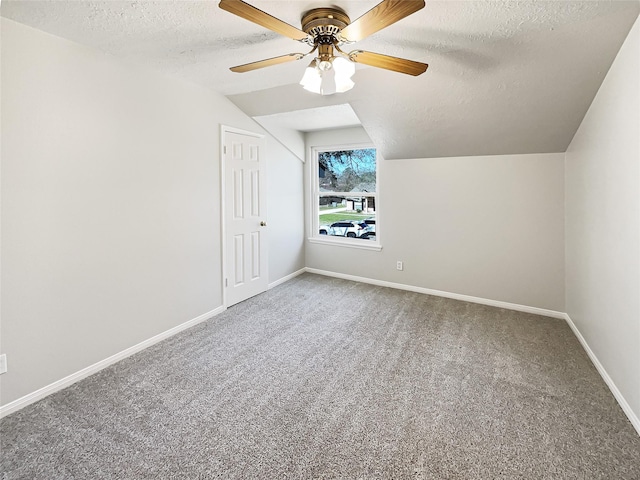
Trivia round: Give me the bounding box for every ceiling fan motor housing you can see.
[301,7,350,39]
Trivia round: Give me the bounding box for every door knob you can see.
[260,221,267,227]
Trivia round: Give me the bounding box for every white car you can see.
[328,221,369,238]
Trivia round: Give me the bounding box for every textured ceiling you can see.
[2,1,639,159]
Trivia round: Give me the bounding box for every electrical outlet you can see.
[396,261,403,271]
[0,354,7,375]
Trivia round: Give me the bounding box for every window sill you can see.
[307,236,382,251]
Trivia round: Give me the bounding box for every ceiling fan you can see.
[219,0,428,95]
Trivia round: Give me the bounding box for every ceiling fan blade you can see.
[219,0,309,42]
[348,50,428,76]
[339,0,425,42]
[230,53,304,73]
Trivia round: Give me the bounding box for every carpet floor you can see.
[2,273,639,479]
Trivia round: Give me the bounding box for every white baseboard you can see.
[0,306,226,419]
[305,268,565,319]
[564,313,640,435]
[268,268,306,290]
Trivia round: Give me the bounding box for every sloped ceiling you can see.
[2,1,639,159]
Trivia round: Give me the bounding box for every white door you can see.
[223,129,268,307]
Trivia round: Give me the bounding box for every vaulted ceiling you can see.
[2,1,638,159]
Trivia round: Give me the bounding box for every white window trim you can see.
[308,143,382,251]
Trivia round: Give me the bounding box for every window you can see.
[310,146,380,250]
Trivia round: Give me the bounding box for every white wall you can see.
[565,18,639,425]
[266,136,305,283]
[255,120,306,162]
[305,128,565,312]
[0,19,304,406]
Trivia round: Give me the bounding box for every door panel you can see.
[233,235,244,286]
[251,170,260,216]
[233,170,244,218]
[224,130,267,306]
[251,232,260,279]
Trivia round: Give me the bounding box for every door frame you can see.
[220,125,267,308]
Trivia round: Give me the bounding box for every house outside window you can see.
[310,145,380,250]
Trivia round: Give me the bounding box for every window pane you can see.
[318,195,376,241]
[318,148,376,193]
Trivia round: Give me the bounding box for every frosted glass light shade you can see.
[300,60,322,93]
[333,57,356,93]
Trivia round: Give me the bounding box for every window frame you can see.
[308,143,382,251]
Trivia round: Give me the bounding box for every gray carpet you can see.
[2,273,639,479]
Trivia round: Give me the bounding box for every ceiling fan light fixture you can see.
[300,56,355,96]
[300,64,336,96]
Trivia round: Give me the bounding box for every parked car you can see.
[329,221,369,238]
[319,225,330,235]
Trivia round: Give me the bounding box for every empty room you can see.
[1,0,639,478]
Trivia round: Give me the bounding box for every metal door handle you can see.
[260,221,267,227]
